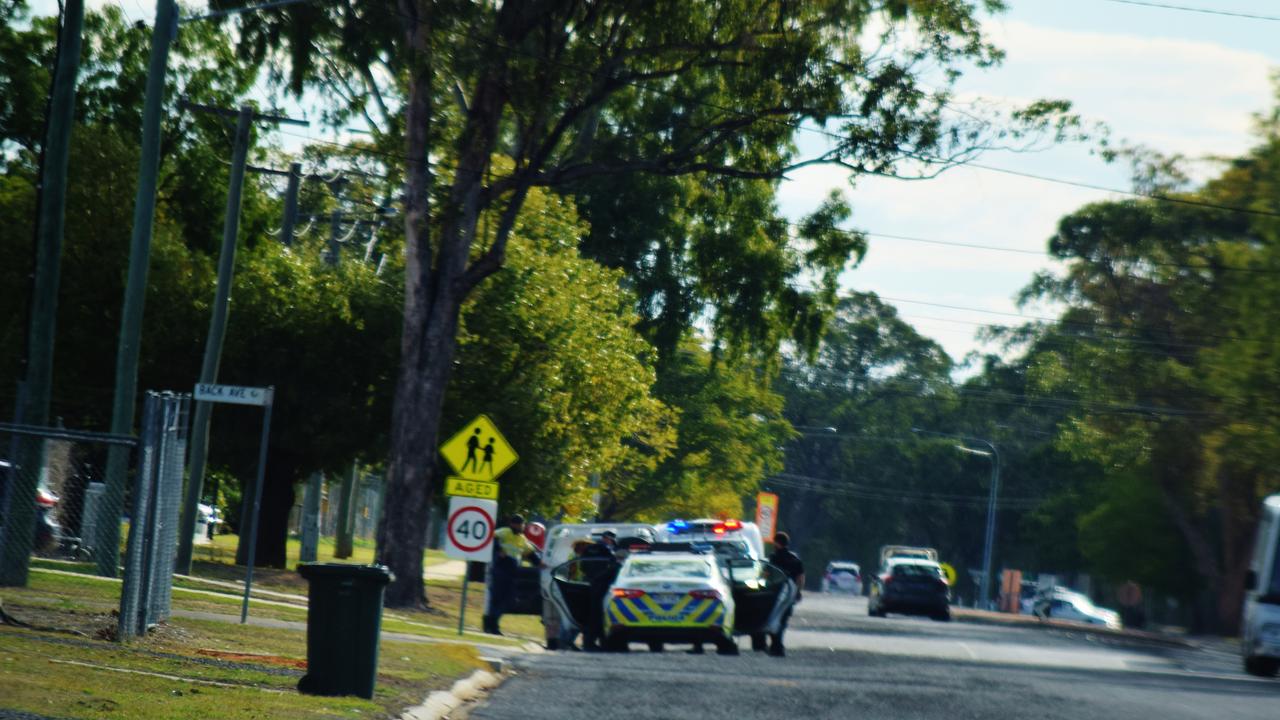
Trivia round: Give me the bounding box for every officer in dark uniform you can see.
[766,531,805,657]
[580,530,619,650]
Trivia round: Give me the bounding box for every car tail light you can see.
[689,589,721,600]
[881,574,893,586]
[612,588,646,599]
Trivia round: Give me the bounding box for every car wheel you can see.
[715,637,740,656]
[604,636,629,653]
[751,633,768,652]
[868,604,885,618]
[931,610,952,622]
[648,641,665,653]
[1244,655,1280,677]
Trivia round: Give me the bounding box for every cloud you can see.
[779,16,1276,367]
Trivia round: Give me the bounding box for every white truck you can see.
[879,545,939,569]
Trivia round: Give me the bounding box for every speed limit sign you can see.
[445,497,497,562]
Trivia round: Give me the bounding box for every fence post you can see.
[118,393,160,640]
[299,471,322,562]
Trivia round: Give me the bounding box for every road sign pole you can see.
[240,388,274,623]
[458,576,469,636]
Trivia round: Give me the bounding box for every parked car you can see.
[1242,493,1280,677]
[822,561,862,595]
[1033,589,1122,629]
[868,558,951,621]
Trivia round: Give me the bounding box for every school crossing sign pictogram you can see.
[440,414,519,481]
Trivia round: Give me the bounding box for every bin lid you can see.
[297,563,395,584]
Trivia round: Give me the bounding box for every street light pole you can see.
[914,428,1000,609]
[960,442,1000,610]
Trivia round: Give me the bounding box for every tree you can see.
[229,0,1080,606]
[1014,107,1280,630]
[598,339,791,522]
[442,184,672,520]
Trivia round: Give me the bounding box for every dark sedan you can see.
[868,560,951,621]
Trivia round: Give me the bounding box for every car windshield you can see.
[625,559,711,579]
[706,540,754,562]
[892,563,942,578]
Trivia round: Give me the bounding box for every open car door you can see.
[506,565,544,615]
[549,557,620,632]
[725,560,796,636]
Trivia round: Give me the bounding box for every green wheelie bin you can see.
[297,563,394,699]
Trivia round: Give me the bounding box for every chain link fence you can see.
[0,422,135,586]
[118,392,190,640]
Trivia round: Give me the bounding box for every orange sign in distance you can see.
[755,492,779,542]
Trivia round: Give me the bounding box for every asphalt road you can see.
[466,593,1280,720]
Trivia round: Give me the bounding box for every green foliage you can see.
[1007,86,1280,629]
[444,187,672,518]
[601,340,792,522]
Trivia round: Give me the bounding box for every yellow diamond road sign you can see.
[445,476,500,500]
[440,414,518,481]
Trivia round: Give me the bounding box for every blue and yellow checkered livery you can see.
[604,592,732,637]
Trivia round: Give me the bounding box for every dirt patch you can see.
[196,648,308,670]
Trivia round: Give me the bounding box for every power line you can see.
[854,228,1280,275]
[913,155,1280,220]
[868,294,1266,346]
[782,366,1227,417]
[766,473,1043,509]
[1098,0,1280,22]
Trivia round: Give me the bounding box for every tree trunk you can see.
[379,4,512,607]
[235,465,296,569]
[377,0,436,609]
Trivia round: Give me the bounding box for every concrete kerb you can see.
[951,607,1199,649]
[399,666,506,720]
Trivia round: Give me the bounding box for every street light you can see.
[913,428,1001,610]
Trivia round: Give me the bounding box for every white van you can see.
[1242,494,1280,677]
[538,522,659,648]
[657,518,766,561]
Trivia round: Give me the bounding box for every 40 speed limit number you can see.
[444,497,498,562]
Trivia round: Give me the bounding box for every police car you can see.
[550,520,796,653]
[537,522,659,648]
[601,551,737,653]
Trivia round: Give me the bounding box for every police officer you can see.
[766,531,805,657]
[485,514,536,635]
[579,530,619,650]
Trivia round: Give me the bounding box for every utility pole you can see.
[334,461,358,559]
[280,162,302,246]
[175,105,307,575]
[100,0,314,579]
[0,0,85,586]
[98,0,178,578]
[326,176,348,265]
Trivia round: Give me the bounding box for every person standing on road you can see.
[486,514,537,635]
[579,530,619,650]
[767,531,805,657]
[557,539,594,651]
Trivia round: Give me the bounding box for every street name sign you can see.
[194,383,272,407]
[444,496,497,562]
[439,414,518,481]
[444,476,500,500]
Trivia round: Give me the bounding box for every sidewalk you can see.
[425,559,467,580]
[951,606,1197,649]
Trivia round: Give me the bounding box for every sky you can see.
[28,0,1280,373]
[775,0,1280,370]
